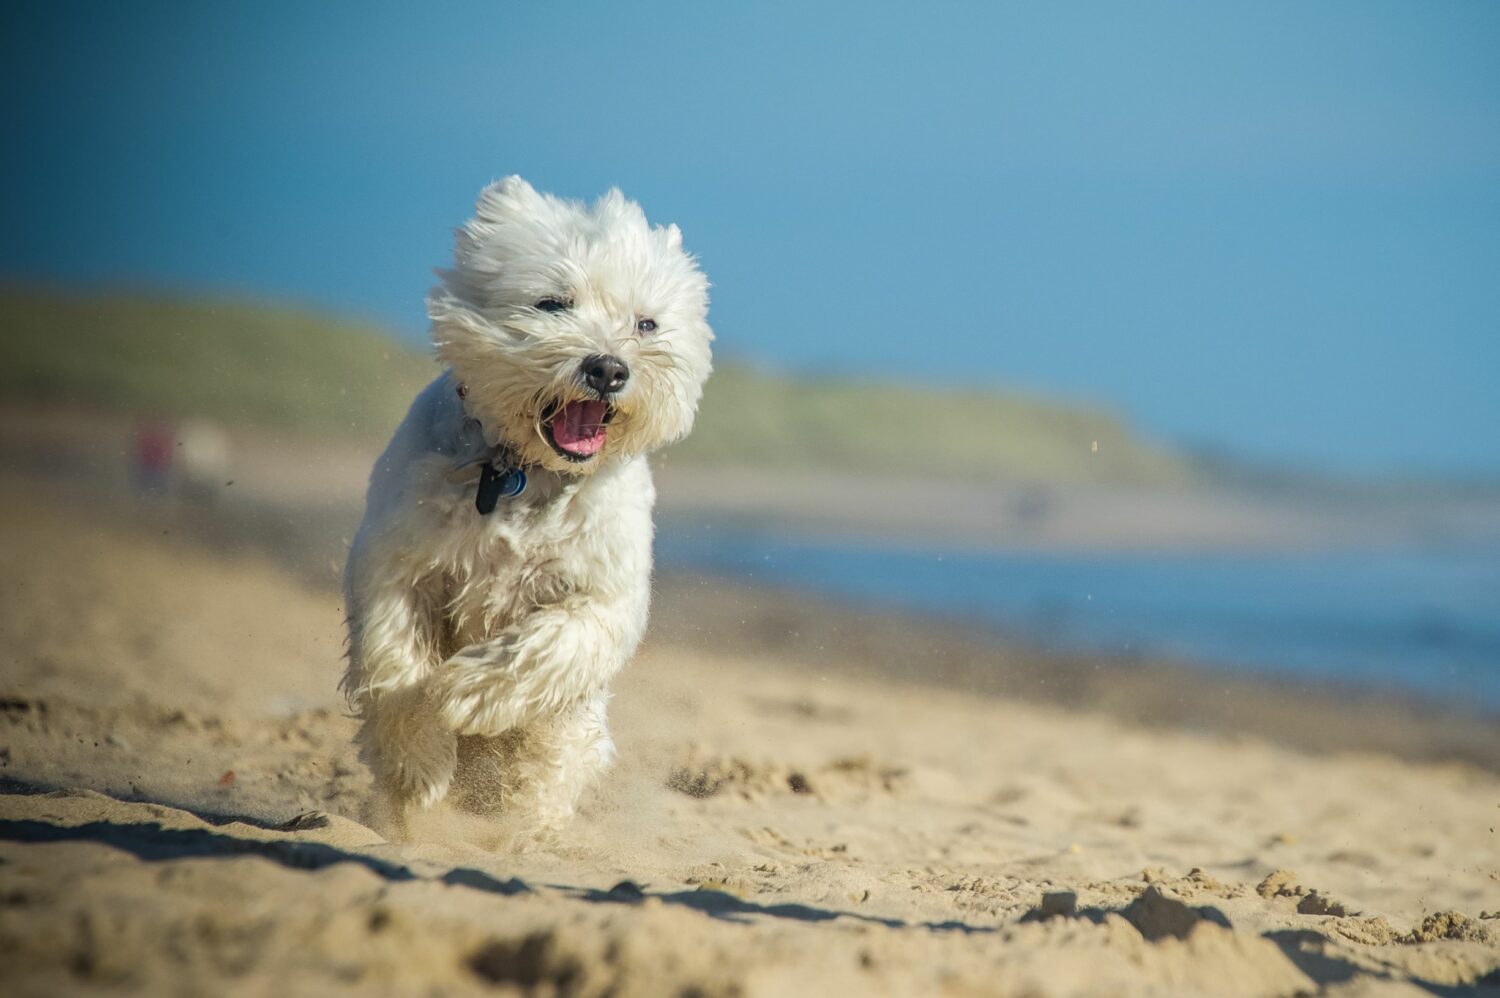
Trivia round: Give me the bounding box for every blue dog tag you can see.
[475,463,526,514]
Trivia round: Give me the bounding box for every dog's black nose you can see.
[582,354,630,395]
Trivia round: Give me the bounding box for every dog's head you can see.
[428,177,713,474]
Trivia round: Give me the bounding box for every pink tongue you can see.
[551,400,609,456]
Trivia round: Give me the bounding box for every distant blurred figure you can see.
[176,418,231,505]
[1011,486,1054,526]
[132,418,175,495]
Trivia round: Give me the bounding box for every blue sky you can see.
[3,1,1498,476]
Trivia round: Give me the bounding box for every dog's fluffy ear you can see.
[594,187,648,229]
[664,223,683,252]
[475,175,543,221]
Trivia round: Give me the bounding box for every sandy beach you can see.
[1,446,1499,995]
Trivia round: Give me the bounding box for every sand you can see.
[1,466,1499,995]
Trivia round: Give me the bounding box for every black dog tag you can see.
[475,463,526,515]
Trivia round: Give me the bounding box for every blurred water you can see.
[657,521,1500,710]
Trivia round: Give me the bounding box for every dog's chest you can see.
[433,482,591,651]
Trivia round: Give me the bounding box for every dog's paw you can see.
[381,725,457,810]
[407,769,452,810]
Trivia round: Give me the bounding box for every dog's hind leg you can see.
[449,695,615,840]
[534,694,618,831]
[448,731,523,816]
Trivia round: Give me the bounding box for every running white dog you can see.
[341,177,713,836]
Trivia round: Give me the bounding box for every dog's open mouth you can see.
[541,399,614,461]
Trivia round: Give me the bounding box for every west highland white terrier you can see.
[341,177,713,837]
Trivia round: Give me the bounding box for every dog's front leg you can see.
[356,684,456,814]
[428,594,644,738]
[344,571,457,812]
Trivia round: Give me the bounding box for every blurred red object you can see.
[132,419,175,493]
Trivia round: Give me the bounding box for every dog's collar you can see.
[445,382,528,515]
[447,447,527,515]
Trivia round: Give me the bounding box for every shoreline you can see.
[650,568,1500,774]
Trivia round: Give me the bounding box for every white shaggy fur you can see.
[341,177,712,837]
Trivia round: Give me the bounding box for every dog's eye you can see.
[636,317,658,335]
[535,297,571,313]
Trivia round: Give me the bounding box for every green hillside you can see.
[0,289,1191,485]
[0,289,436,440]
[672,364,1190,485]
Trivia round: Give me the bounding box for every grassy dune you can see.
[0,288,1190,485]
[672,363,1190,485]
[0,289,436,439]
